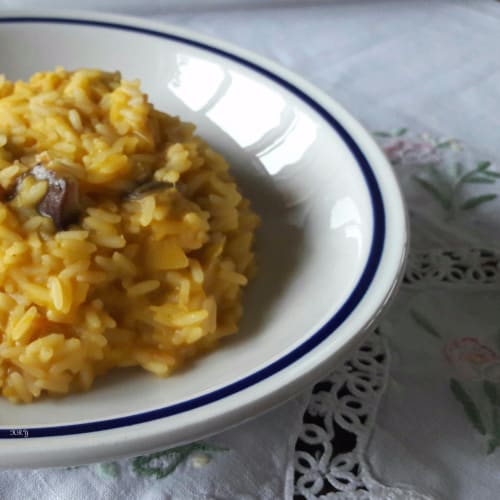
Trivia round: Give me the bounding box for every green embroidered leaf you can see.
[413,176,451,210]
[458,162,495,186]
[97,462,120,479]
[483,170,500,178]
[373,128,407,138]
[460,194,497,210]
[133,449,189,479]
[132,443,227,480]
[436,140,456,149]
[477,161,492,171]
[460,163,497,184]
[488,417,500,455]
[188,443,229,453]
[450,378,486,435]
[484,380,500,455]
[487,438,498,455]
[460,168,485,183]
[463,176,495,184]
[409,309,442,338]
[484,381,499,406]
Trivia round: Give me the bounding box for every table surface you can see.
[1,1,500,499]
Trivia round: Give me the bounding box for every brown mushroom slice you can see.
[31,165,81,230]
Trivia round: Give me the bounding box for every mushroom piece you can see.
[30,165,81,230]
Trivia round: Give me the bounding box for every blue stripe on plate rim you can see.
[0,16,386,438]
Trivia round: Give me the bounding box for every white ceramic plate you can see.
[0,11,407,468]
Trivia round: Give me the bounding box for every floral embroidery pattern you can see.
[132,443,227,479]
[411,309,500,453]
[375,128,457,166]
[66,442,228,481]
[444,337,498,380]
[375,128,500,218]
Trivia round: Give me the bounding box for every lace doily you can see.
[293,248,500,499]
[404,249,500,289]
[294,330,387,498]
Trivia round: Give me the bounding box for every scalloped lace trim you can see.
[293,247,497,498]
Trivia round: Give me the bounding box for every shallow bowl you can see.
[0,11,407,467]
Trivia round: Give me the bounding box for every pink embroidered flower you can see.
[382,138,439,165]
[383,140,406,163]
[444,337,498,380]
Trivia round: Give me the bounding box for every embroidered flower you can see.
[383,140,406,163]
[444,337,498,379]
[383,138,438,166]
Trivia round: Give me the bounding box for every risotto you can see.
[0,68,258,403]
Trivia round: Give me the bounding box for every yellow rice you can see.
[0,67,258,403]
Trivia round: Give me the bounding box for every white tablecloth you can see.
[2,1,500,498]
